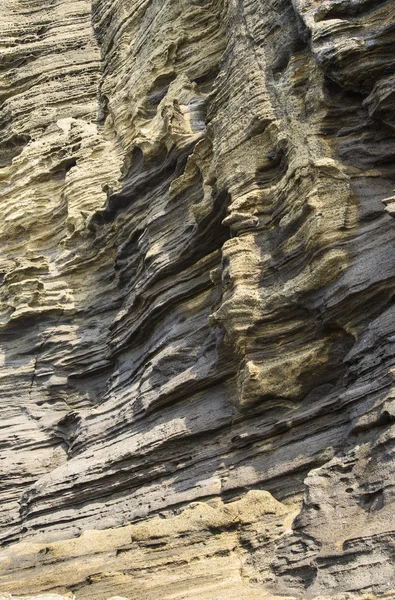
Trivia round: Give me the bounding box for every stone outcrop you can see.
[0,0,395,598]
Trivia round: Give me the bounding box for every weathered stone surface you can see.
[0,0,395,598]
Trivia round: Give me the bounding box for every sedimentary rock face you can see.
[0,0,394,598]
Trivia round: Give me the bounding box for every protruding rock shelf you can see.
[0,0,395,598]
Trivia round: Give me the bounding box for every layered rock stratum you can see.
[1,0,395,598]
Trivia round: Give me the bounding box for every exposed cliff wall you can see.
[0,0,395,598]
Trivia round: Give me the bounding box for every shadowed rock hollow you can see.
[0,0,395,598]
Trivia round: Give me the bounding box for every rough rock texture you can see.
[0,0,395,598]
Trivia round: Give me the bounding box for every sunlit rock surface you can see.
[0,0,395,598]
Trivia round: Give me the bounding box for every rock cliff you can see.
[0,0,395,598]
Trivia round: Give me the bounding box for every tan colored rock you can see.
[0,0,395,598]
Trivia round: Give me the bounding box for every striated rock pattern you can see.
[0,0,395,598]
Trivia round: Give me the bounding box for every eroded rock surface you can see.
[0,0,395,598]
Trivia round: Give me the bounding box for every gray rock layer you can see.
[0,0,395,598]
